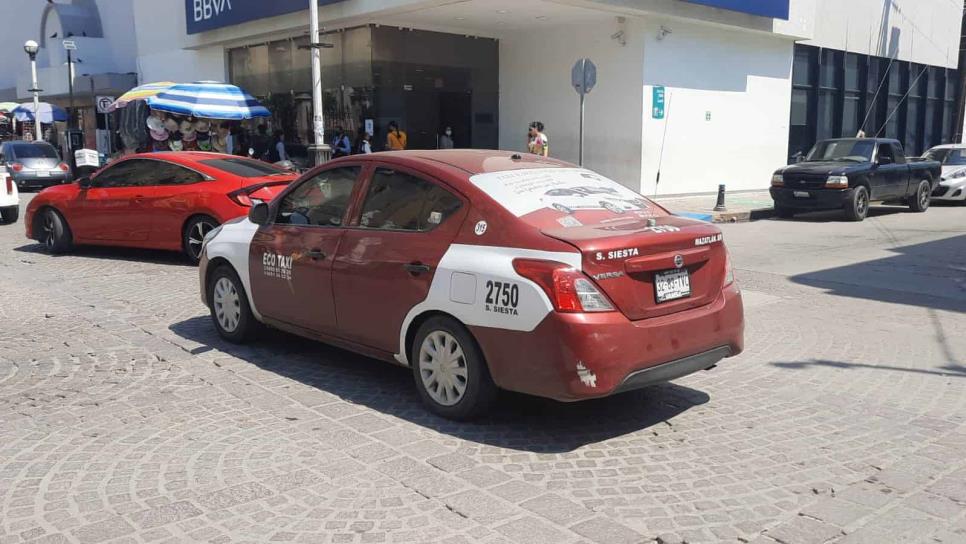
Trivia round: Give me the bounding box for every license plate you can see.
[793,191,809,198]
[36,171,49,177]
[655,269,691,303]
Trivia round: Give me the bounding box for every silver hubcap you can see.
[212,277,242,333]
[418,331,468,406]
[43,214,55,248]
[188,220,215,258]
[920,184,929,208]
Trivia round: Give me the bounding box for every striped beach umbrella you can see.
[0,102,19,113]
[12,102,68,123]
[146,82,270,120]
[108,82,176,112]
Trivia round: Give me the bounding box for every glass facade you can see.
[789,44,959,161]
[228,25,498,154]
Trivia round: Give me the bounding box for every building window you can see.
[789,44,960,161]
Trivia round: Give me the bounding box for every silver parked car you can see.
[0,141,70,190]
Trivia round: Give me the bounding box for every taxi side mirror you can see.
[249,202,270,225]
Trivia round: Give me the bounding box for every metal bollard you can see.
[713,184,727,212]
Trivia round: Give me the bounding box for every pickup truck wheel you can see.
[844,186,869,222]
[774,205,796,219]
[908,180,931,213]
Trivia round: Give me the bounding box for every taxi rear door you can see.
[248,165,363,335]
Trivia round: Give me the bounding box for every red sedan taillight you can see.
[10,162,23,172]
[512,259,615,313]
[57,162,69,172]
[227,192,255,207]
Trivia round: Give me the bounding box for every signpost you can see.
[96,96,116,156]
[571,58,597,166]
[652,86,666,119]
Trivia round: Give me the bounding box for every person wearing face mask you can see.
[439,126,454,149]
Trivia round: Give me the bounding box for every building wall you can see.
[640,18,794,195]
[0,0,137,98]
[499,19,646,191]
[132,0,226,84]
[802,0,961,69]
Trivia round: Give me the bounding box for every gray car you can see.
[0,141,70,190]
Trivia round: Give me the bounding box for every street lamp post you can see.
[23,40,42,142]
[307,0,331,166]
[64,40,77,130]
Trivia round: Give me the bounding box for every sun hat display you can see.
[146,116,164,132]
[180,120,197,142]
[164,117,179,133]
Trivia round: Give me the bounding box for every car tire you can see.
[411,316,498,420]
[908,180,931,213]
[774,205,796,219]
[207,265,256,344]
[844,186,869,222]
[39,208,73,253]
[0,206,18,224]
[183,215,219,264]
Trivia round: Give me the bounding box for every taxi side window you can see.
[358,169,461,232]
[275,166,360,227]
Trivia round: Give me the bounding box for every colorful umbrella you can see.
[146,82,270,120]
[108,82,176,112]
[0,102,19,113]
[12,102,68,124]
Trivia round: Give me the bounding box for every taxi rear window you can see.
[468,168,667,229]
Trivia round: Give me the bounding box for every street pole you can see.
[578,93,585,166]
[308,0,330,166]
[66,48,75,130]
[25,41,42,142]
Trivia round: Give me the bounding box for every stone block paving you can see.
[1,200,965,543]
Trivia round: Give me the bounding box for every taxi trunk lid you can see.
[542,216,727,320]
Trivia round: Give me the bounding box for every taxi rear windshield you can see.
[201,158,288,178]
[468,168,667,229]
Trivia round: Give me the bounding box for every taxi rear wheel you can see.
[412,316,497,420]
[208,266,254,343]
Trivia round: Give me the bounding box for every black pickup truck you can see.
[770,138,941,221]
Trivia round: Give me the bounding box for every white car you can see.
[0,166,19,224]
[541,186,650,214]
[923,144,966,202]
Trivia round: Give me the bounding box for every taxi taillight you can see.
[4,176,11,195]
[512,259,615,313]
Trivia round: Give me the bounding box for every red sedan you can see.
[25,152,298,262]
[199,150,744,419]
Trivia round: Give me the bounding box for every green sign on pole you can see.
[652,86,666,119]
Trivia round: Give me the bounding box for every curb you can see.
[711,207,775,223]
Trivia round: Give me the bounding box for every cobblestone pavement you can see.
[1,196,965,544]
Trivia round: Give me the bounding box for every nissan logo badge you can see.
[674,255,685,268]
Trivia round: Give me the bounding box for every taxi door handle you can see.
[404,262,431,275]
[307,249,326,260]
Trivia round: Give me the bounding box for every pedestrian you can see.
[332,127,352,158]
[528,121,549,157]
[439,126,454,149]
[252,125,271,160]
[359,131,372,154]
[386,121,407,151]
[270,130,288,162]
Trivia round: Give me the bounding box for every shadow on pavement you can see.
[14,243,194,268]
[170,315,710,453]
[772,359,966,377]
[770,206,906,223]
[788,234,966,313]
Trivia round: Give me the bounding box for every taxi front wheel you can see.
[208,266,255,343]
[412,316,498,420]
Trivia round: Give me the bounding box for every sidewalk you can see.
[654,189,774,223]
